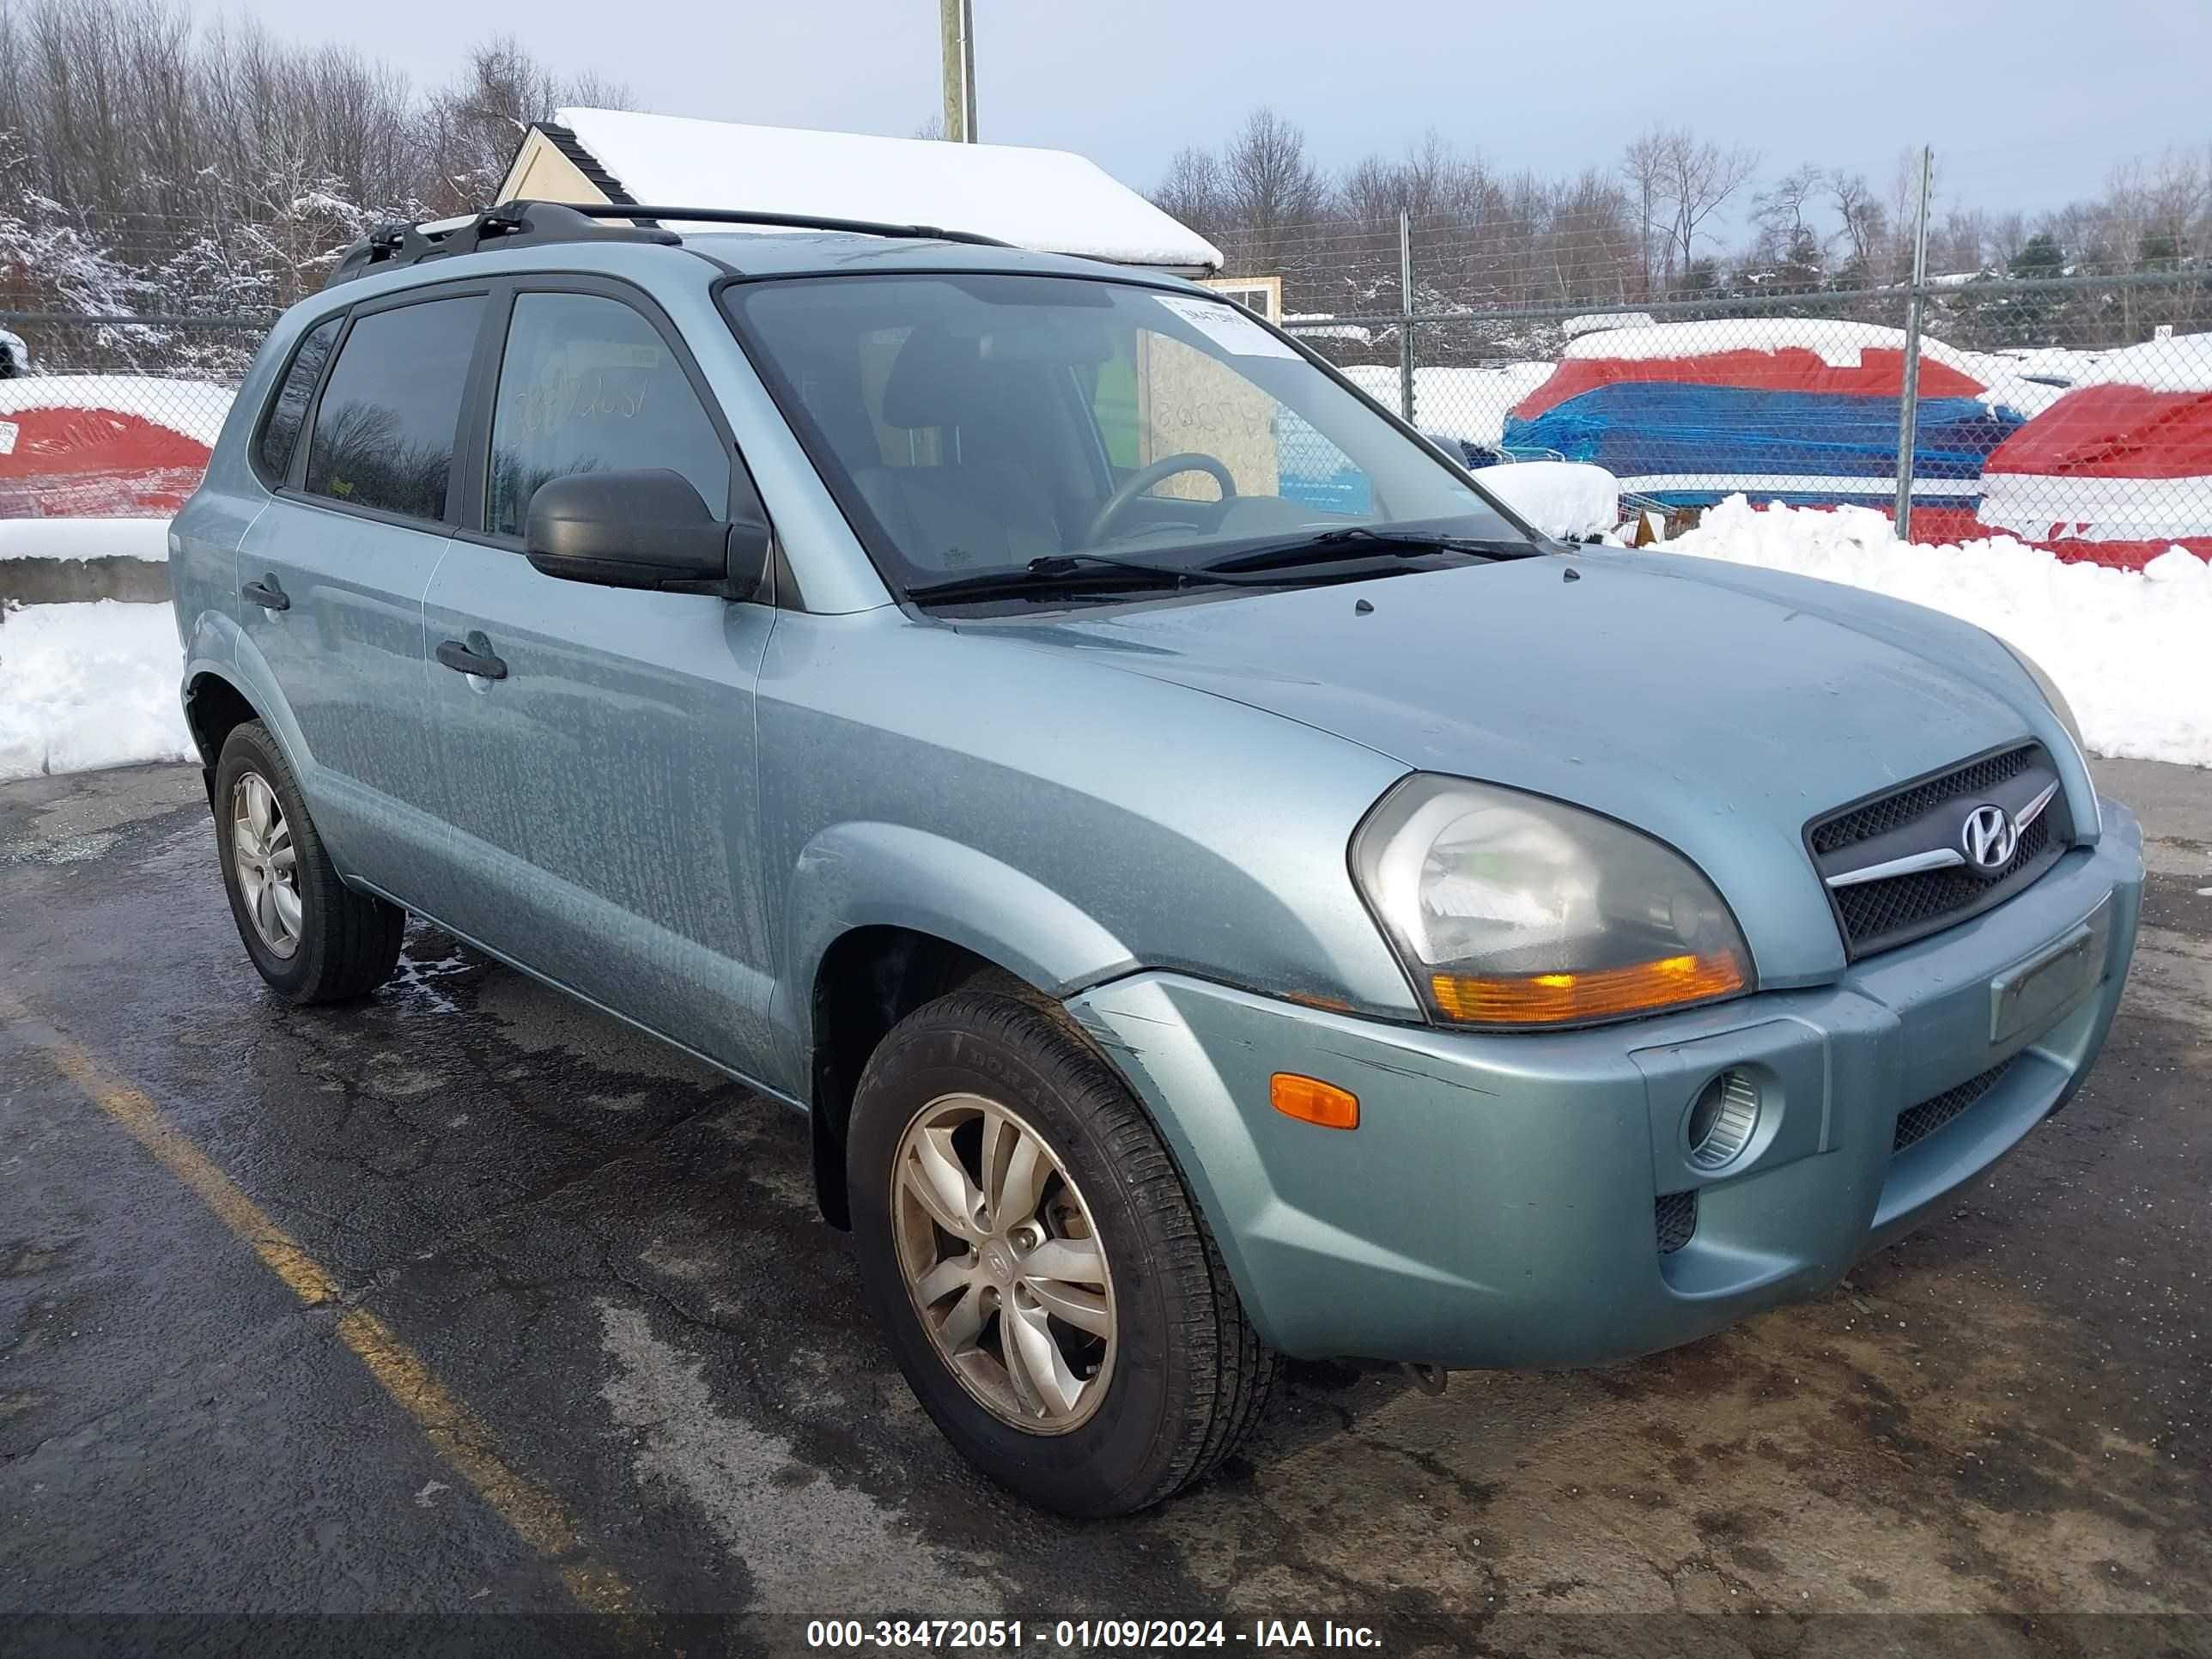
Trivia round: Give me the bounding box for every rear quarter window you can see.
[303,295,485,522]
[255,317,342,483]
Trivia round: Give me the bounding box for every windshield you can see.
[725,274,1530,599]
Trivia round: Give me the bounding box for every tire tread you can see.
[855,988,1277,1512]
[217,721,404,1004]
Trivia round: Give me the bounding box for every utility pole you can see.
[1893,144,1933,540]
[1397,210,1415,424]
[939,0,977,143]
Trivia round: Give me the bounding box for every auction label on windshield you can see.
[805,1616,1386,1650]
[1153,294,1304,360]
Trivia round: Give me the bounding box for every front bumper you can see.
[1065,801,2144,1369]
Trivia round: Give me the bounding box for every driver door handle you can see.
[436,633,507,681]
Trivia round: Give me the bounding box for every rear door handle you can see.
[241,578,289,611]
[436,634,507,681]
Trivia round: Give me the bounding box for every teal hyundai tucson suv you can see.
[170,201,2143,1516]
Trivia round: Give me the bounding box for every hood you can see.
[975,551,2061,986]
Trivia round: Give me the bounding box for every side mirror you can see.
[524,468,771,600]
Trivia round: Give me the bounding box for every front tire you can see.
[212,721,404,1004]
[848,988,1276,1516]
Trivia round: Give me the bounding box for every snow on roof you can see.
[1559,317,1981,378]
[0,375,234,447]
[2065,331,2212,393]
[550,108,1222,273]
[1561,312,1656,339]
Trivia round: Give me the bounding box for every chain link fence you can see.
[0,313,269,520]
[3,258,2209,572]
[1276,248,2211,566]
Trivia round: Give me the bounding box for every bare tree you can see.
[1826,169,1887,280]
[1152,143,1226,239]
[1216,106,1325,276]
[1645,126,1760,292]
[1619,126,1668,297]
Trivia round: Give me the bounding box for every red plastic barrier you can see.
[1979,385,2212,478]
[1513,348,1988,423]
[0,403,211,518]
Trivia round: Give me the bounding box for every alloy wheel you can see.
[231,771,302,959]
[891,1092,1117,1433]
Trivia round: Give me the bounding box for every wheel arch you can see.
[786,824,1141,1228]
[182,671,259,768]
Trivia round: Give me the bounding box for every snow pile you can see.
[0,518,170,562]
[0,601,191,781]
[1658,496,2212,768]
[1473,460,1619,539]
[555,107,1223,271]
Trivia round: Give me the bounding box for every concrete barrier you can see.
[3,555,171,605]
[0,519,172,606]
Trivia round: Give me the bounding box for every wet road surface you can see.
[2,760,2208,1656]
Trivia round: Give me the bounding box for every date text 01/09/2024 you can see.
[803,1619,1386,1650]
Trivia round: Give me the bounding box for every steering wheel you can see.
[1085,453,1237,546]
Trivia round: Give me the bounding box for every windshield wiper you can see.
[1201,526,1547,574]
[905,552,1247,605]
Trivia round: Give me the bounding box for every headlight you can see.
[1352,775,1753,1029]
[1993,637,2085,750]
[1993,636,2100,831]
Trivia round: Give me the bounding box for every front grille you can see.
[1655,1189,1698,1254]
[1808,744,2068,957]
[1811,746,2036,856]
[1832,814,2051,945]
[1893,1059,2016,1153]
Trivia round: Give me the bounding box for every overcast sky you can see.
[217,0,2209,221]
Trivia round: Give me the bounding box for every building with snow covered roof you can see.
[497,109,1222,276]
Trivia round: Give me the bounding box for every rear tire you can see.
[213,720,404,1005]
[848,987,1276,1516]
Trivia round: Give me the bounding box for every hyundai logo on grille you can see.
[1961,803,2018,872]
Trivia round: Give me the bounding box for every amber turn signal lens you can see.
[1269,1073,1360,1130]
[1430,950,1747,1026]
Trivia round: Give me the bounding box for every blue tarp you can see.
[1501,385,2024,501]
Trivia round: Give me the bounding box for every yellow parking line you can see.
[0,988,632,1616]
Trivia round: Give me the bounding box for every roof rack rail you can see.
[556,202,1014,248]
[323,199,1011,289]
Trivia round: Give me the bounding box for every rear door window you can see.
[487,291,730,538]
[303,295,485,522]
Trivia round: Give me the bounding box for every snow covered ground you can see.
[1654,496,2211,769]
[0,601,191,781]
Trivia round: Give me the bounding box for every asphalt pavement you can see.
[2,757,2207,1657]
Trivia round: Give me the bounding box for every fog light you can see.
[1685,1070,1759,1169]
